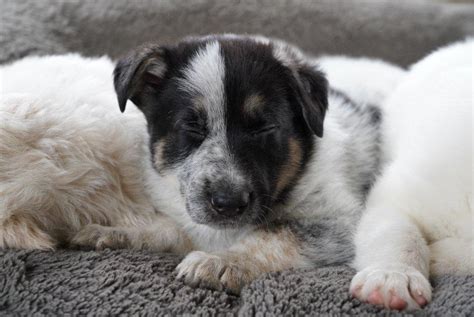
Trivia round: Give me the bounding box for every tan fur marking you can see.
[275,138,303,195]
[153,139,167,172]
[228,227,306,272]
[243,93,265,115]
[0,214,56,250]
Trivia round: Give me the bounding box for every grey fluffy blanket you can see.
[1,0,474,315]
[1,249,473,316]
[2,0,474,66]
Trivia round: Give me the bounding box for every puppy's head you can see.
[114,34,327,228]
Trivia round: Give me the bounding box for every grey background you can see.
[1,0,474,66]
[1,0,473,315]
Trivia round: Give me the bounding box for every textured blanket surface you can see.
[1,0,474,66]
[1,249,473,316]
[1,0,474,315]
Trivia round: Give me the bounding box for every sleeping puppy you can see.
[110,35,389,293]
[350,40,473,310]
[1,35,393,294]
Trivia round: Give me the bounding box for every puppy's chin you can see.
[185,204,260,230]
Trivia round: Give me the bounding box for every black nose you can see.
[210,190,251,217]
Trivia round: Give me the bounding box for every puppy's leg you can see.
[71,215,193,254]
[350,207,431,310]
[176,227,309,294]
[351,40,473,311]
[0,214,56,250]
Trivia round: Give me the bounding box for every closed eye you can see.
[252,125,279,137]
[181,123,207,140]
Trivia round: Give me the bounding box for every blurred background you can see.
[1,0,473,67]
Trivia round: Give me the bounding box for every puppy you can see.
[1,35,396,294]
[350,40,473,310]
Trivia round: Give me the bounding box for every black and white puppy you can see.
[0,35,384,294]
[111,34,384,293]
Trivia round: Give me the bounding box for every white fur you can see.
[0,55,155,248]
[317,56,406,106]
[351,39,473,310]
[178,40,225,130]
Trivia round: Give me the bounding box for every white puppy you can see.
[350,40,473,310]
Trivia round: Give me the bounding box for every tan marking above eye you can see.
[243,93,265,115]
[275,138,303,196]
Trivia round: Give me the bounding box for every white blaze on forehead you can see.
[177,41,245,184]
[179,41,225,133]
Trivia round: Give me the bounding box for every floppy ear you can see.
[113,44,168,112]
[290,65,328,138]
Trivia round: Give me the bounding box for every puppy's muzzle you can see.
[208,184,253,217]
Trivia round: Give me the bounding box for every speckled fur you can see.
[121,36,392,292]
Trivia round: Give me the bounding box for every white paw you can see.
[350,263,432,310]
[176,251,252,294]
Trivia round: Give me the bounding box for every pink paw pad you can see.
[367,290,384,306]
[412,291,428,307]
[389,293,407,310]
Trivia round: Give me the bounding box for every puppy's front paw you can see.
[176,251,252,294]
[71,224,131,250]
[350,263,432,310]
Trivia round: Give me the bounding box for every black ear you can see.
[290,65,328,138]
[113,44,168,112]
